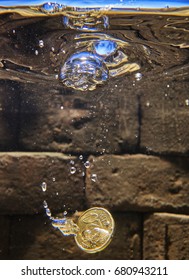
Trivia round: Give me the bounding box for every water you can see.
[0,2,188,92]
[0,1,189,255]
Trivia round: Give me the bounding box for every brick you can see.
[0,216,10,259]
[143,212,189,260]
[0,152,85,215]
[19,80,139,153]
[86,154,189,213]
[9,212,142,260]
[140,70,189,155]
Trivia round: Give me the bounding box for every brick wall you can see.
[0,50,189,260]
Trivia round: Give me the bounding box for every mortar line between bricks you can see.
[141,213,144,260]
[165,224,169,260]
[16,83,22,151]
[7,215,12,260]
[137,94,142,153]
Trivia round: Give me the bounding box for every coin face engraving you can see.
[74,207,115,253]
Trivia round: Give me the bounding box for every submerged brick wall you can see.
[0,69,189,259]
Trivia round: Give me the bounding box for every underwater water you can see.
[0,1,189,258]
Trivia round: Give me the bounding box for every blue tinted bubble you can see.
[59,51,109,91]
[93,40,117,57]
[41,2,63,13]
[41,2,56,12]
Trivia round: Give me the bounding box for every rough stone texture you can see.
[0,81,19,150]
[0,152,85,215]
[0,216,10,259]
[19,80,139,154]
[143,212,189,260]
[9,212,142,260]
[140,71,189,155]
[86,154,189,213]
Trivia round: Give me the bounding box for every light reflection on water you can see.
[1,0,189,8]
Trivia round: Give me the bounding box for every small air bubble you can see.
[41,182,47,192]
[35,50,39,55]
[135,72,142,81]
[167,84,170,88]
[39,40,44,48]
[146,101,150,107]
[70,166,76,174]
[60,106,64,110]
[43,200,48,208]
[52,177,56,182]
[79,155,83,160]
[12,29,16,34]
[185,99,189,106]
[91,173,97,182]
[63,211,67,216]
[46,208,51,217]
[84,161,90,168]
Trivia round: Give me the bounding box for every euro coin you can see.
[74,207,115,253]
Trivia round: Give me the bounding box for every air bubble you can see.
[93,40,117,57]
[52,177,56,182]
[43,200,48,208]
[146,101,150,107]
[41,182,47,192]
[135,72,142,81]
[35,50,39,55]
[63,211,67,216]
[84,161,90,168]
[91,173,97,182]
[79,155,83,160]
[70,166,76,174]
[59,51,108,91]
[45,208,52,217]
[39,40,44,48]
[60,106,64,110]
[41,2,63,13]
[185,99,189,106]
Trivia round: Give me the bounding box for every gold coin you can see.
[74,207,115,253]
